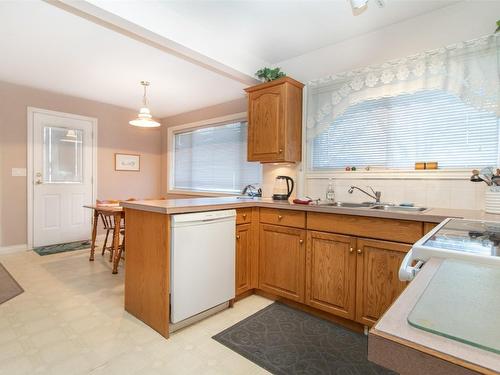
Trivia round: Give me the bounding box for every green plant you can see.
[255,67,286,82]
[496,20,500,33]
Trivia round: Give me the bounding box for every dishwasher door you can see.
[170,210,236,324]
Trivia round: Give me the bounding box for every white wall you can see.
[277,1,500,83]
[262,1,499,210]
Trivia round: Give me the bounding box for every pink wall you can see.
[0,81,162,247]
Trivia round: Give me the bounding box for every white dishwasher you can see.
[170,210,236,327]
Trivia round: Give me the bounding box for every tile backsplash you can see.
[306,177,486,210]
[262,164,487,210]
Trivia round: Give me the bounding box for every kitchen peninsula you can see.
[120,197,500,337]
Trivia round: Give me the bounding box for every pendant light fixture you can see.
[129,81,160,128]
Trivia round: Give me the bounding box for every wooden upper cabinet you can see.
[306,231,357,320]
[355,238,410,326]
[259,224,306,302]
[235,223,252,296]
[245,77,304,163]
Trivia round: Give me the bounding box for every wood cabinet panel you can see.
[424,222,438,234]
[259,208,306,228]
[247,85,283,161]
[236,208,252,225]
[124,208,169,338]
[355,238,410,326]
[307,212,423,244]
[306,231,357,320]
[245,77,304,163]
[259,224,306,302]
[235,224,252,296]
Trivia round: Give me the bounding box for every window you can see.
[172,121,261,193]
[311,90,499,170]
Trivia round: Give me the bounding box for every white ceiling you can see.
[0,0,458,118]
[162,0,458,64]
[0,1,247,118]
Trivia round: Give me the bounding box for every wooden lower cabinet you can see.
[355,238,410,326]
[306,231,357,320]
[259,224,306,302]
[235,224,252,296]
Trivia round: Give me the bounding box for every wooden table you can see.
[84,204,124,274]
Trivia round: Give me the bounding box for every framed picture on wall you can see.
[115,153,140,171]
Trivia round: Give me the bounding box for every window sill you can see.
[305,169,472,180]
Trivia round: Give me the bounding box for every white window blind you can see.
[173,121,262,193]
[311,90,499,170]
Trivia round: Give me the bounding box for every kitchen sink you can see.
[370,205,428,212]
[319,202,375,208]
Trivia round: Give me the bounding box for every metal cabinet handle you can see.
[278,215,283,220]
[242,214,247,219]
[279,148,283,153]
[236,235,240,240]
[357,249,362,254]
[299,239,304,244]
[349,247,354,253]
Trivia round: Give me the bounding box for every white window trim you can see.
[306,169,473,181]
[167,112,248,196]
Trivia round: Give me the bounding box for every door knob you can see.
[357,249,362,254]
[349,247,354,253]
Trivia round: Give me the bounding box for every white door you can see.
[30,109,96,247]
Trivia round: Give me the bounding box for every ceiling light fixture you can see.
[349,0,385,16]
[350,0,368,15]
[129,81,160,128]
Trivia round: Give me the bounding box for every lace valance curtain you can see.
[306,34,499,140]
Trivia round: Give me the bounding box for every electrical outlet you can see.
[11,168,26,177]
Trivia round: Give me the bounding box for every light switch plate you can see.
[12,168,27,177]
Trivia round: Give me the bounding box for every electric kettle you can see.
[272,176,294,200]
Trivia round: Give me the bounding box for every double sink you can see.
[320,201,428,213]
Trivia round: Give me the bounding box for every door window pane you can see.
[43,126,83,183]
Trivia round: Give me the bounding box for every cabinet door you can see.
[355,239,409,326]
[305,231,357,320]
[259,224,306,302]
[247,85,284,162]
[235,224,252,296]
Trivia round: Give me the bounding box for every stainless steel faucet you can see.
[348,185,381,204]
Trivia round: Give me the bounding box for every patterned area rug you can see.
[33,240,91,256]
[213,302,396,375]
[0,263,23,304]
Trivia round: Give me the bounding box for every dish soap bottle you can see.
[326,178,335,203]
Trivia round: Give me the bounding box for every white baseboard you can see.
[0,244,30,255]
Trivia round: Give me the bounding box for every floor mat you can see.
[213,302,396,375]
[33,240,91,256]
[0,263,24,304]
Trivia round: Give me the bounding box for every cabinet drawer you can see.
[260,208,305,228]
[307,212,423,244]
[236,208,252,225]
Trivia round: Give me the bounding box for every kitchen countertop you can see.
[369,257,500,374]
[120,196,500,223]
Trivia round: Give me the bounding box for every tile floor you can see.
[0,248,273,375]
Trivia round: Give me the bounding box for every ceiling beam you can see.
[44,0,260,86]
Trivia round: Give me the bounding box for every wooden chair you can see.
[99,211,124,261]
[96,199,126,263]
